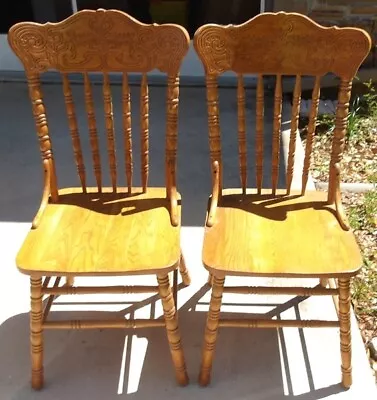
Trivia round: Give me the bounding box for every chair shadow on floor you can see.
[0,283,347,400]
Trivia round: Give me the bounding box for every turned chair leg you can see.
[199,275,225,386]
[179,253,191,286]
[207,273,213,287]
[157,274,189,386]
[30,277,44,390]
[338,278,352,388]
[173,269,178,307]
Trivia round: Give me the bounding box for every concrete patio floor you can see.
[0,81,376,399]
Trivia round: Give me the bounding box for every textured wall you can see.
[274,0,377,67]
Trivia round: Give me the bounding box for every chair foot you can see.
[179,253,191,286]
[198,369,211,387]
[30,277,44,390]
[157,274,189,386]
[198,275,225,386]
[339,278,352,389]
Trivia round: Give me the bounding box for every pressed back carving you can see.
[194,12,371,198]
[8,9,190,195]
[8,9,189,74]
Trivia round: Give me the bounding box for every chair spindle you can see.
[83,73,102,192]
[122,73,133,192]
[286,75,302,194]
[272,74,282,195]
[140,74,149,192]
[103,72,117,191]
[62,73,86,192]
[302,76,321,195]
[237,74,247,194]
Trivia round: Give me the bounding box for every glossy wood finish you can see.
[206,75,222,193]
[286,75,301,195]
[198,276,224,387]
[17,187,182,276]
[122,73,133,192]
[30,277,43,390]
[256,74,264,194]
[157,274,188,386]
[62,73,86,191]
[202,189,362,277]
[194,12,371,388]
[84,72,102,191]
[9,9,190,389]
[339,278,352,388]
[103,72,117,191]
[237,74,247,193]
[272,74,282,195]
[140,74,149,192]
[302,76,321,195]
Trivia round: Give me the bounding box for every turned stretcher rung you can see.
[219,319,339,328]
[43,319,165,329]
[42,285,159,295]
[222,286,338,296]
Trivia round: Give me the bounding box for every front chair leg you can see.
[179,253,191,286]
[157,274,189,386]
[338,278,352,388]
[30,277,44,390]
[199,275,225,386]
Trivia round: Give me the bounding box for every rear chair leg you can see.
[157,274,189,386]
[199,275,225,386]
[30,277,44,390]
[319,278,329,287]
[338,278,352,388]
[179,253,191,286]
[65,276,74,287]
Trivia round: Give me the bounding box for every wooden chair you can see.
[193,12,371,388]
[8,9,190,389]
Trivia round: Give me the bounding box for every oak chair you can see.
[8,9,190,389]
[193,12,371,388]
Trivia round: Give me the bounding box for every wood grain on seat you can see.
[203,189,362,277]
[17,187,181,276]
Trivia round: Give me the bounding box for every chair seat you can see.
[17,187,181,276]
[202,189,362,277]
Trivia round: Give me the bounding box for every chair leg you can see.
[30,277,44,390]
[179,253,191,286]
[157,274,189,386]
[65,276,74,287]
[199,275,225,386]
[319,278,329,287]
[207,273,213,287]
[173,269,178,307]
[338,278,352,388]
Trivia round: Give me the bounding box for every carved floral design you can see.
[9,9,189,74]
[194,12,371,78]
